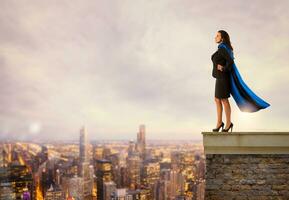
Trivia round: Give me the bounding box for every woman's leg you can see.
[221,98,231,129]
[215,97,223,127]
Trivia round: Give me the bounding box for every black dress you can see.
[211,46,234,99]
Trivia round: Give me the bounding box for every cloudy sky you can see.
[1,0,288,141]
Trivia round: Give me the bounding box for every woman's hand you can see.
[217,64,224,71]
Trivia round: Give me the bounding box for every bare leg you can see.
[221,98,231,129]
[214,97,223,128]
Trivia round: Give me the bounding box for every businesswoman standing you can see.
[211,30,234,132]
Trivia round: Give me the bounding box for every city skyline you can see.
[1,0,289,141]
[0,124,205,199]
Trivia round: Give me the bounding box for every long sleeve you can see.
[218,47,234,72]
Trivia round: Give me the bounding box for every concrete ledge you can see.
[202,132,289,154]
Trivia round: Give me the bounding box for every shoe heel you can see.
[212,122,224,132]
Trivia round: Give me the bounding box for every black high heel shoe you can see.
[222,122,234,132]
[212,122,224,132]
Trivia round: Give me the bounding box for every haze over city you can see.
[1,0,289,141]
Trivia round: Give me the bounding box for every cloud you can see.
[0,0,288,140]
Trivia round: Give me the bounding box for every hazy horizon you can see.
[1,0,289,141]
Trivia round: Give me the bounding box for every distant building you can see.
[142,161,160,196]
[95,159,113,200]
[79,126,93,199]
[128,140,135,157]
[136,125,146,161]
[111,188,126,199]
[22,187,31,200]
[62,175,84,200]
[44,184,64,200]
[126,154,141,190]
[103,181,116,200]
[154,168,185,200]
[0,163,33,200]
[79,126,89,164]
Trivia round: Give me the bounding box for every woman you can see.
[211,30,234,132]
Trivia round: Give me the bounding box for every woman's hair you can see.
[218,30,233,51]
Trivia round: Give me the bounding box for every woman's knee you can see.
[221,98,229,103]
[215,97,221,103]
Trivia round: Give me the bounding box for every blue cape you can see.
[218,43,270,112]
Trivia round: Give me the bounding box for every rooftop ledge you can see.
[201,132,289,154]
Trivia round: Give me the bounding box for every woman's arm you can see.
[218,47,234,72]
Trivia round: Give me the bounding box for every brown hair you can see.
[218,30,233,51]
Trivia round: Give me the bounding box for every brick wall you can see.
[205,154,289,200]
[202,132,289,200]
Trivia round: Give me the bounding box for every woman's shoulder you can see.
[217,43,234,58]
[217,46,226,53]
[218,46,234,59]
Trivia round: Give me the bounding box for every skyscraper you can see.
[0,163,33,200]
[128,140,135,157]
[136,124,146,161]
[126,154,141,190]
[79,126,93,199]
[95,159,113,200]
[103,181,116,200]
[79,126,89,163]
[44,184,64,200]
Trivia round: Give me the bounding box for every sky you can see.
[0,0,289,141]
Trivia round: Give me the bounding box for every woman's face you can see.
[215,32,223,43]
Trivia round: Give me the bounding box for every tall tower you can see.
[128,140,135,157]
[136,124,146,161]
[79,126,89,163]
[95,159,113,200]
[79,126,93,199]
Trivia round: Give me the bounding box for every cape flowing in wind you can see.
[218,43,270,112]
